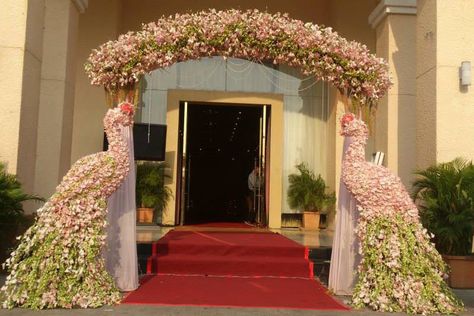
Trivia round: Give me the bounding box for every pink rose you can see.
[120,102,134,115]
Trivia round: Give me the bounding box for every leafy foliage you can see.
[287,163,335,213]
[0,162,43,224]
[136,161,172,214]
[412,157,474,256]
[353,214,463,314]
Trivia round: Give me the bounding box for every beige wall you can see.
[164,90,284,228]
[0,0,44,199]
[329,0,378,53]
[120,0,331,34]
[417,0,474,168]
[435,0,474,163]
[71,0,122,163]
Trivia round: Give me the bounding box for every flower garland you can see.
[85,9,391,107]
[1,104,134,309]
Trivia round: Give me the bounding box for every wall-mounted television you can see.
[103,123,167,161]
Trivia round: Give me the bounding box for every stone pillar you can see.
[369,0,417,186]
[34,0,87,199]
[417,0,474,168]
[0,0,45,196]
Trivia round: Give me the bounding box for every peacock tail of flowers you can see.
[1,200,121,309]
[352,212,464,315]
[1,106,132,309]
[340,115,464,314]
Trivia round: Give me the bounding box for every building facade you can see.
[1,0,474,228]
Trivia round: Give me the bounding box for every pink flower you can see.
[120,102,134,115]
[85,9,391,107]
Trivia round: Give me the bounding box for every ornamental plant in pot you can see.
[0,162,43,265]
[412,157,474,288]
[136,161,172,224]
[287,163,336,229]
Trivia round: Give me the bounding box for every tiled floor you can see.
[272,228,333,248]
[136,225,333,248]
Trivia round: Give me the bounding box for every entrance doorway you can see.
[176,102,269,226]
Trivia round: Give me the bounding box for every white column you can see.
[369,0,417,186]
[34,0,87,199]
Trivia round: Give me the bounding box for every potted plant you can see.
[136,161,172,224]
[287,163,336,229]
[412,157,474,288]
[0,162,43,265]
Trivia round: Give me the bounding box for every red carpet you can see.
[122,274,348,310]
[146,230,313,277]
[124,228,347,310]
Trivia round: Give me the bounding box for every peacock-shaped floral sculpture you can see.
[340,113,463,314]
[1,103,135,309]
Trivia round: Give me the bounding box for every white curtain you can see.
[105,126,139,292]
[328,137,360,295]
[139,57,329,215]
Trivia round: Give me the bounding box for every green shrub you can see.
[136,161,172,214]
[287,162,335,213]
[412,157,474,256]
[0,162,43,225]
[0,162,43,262]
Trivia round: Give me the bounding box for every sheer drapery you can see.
[105,125,139,292]
[139,57,328,214]
[328,136,360,295]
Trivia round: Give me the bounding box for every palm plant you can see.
[0,162,43,224]
[136,161,172,214]
[287,163,336,214]
[412,157,474,256]
[0,162,43,262]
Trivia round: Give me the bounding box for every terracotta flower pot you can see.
[443,255,474,288]
[137,207,154,224]
[302,211,320,230]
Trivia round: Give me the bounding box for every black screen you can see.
[103,123,167,161]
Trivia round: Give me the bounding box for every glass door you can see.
[254,105,268,226]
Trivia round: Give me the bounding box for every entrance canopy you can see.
[85,9,390,108]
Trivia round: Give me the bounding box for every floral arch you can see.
[85,9,391,110]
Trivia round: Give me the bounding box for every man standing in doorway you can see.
[246,165,263,224]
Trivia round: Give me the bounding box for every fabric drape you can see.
[328,136,360,295]
[140,58,328,215]
[105,125,139,292]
